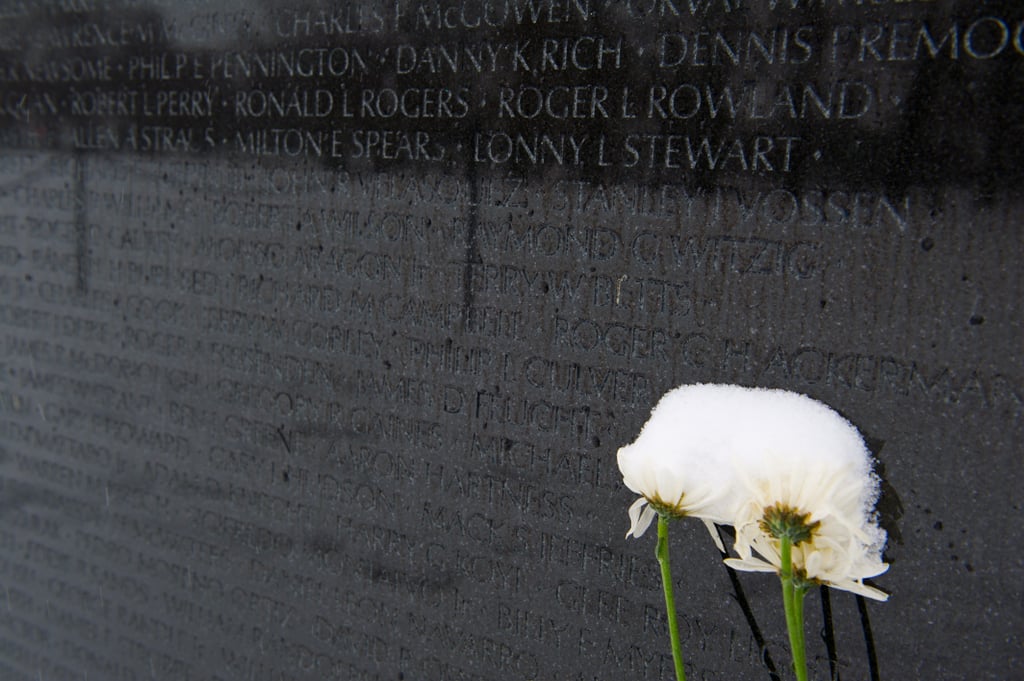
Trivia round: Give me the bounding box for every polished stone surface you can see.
[0,2,1020,679]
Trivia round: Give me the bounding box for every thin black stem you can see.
[856,596,881,681]
[820,586,840,681]
[714,526,782,681]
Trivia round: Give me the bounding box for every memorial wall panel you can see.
[0,1,1020,680]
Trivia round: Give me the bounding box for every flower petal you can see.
[625,497,657,539]
[632,504,657,539]
[724,557,777,574]
[829,579,890,602]
[626,497,646,538]
[702,519,725,553]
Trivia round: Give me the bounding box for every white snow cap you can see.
[617,383,889,599]
[616,385,749,534]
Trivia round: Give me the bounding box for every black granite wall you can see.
[0,2,1020,680]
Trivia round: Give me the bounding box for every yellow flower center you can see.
[759,503,819,545]
[647,494,689,519]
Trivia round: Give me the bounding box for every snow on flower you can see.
[617,384,747,540]
[716,386,888,600]
[617,383,889,598]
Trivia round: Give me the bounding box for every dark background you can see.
[0,1,1020,680]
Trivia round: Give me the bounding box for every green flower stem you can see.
[656,515,687,681]
[794,585,808,674]
[780,536,808,681]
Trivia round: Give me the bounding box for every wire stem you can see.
[657,515,687,681]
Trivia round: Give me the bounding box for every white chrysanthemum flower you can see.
[725,514,889,601]
[618,383,888,598]
[710,387,889,600]
[617,385,748,541]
